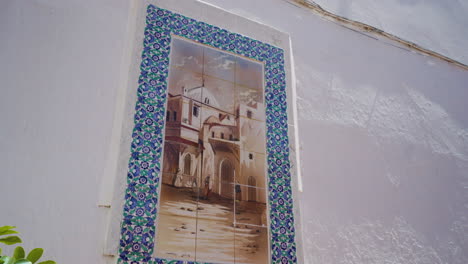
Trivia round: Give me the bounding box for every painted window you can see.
[247,110,253,119]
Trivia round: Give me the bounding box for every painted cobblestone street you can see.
[155,184,269,263]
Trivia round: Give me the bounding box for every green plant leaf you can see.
[0,236,22,245]
[0,256,9,264]
[36,261,55,264]
[13,259,31,264]
[0,231,18,237]
[0,255,9,264]
[26,249,43,264]
[0,227,18,237]
[0,227,15,232]
[0,247,3,256]
[6,256,15,264]
[13,247,25,259]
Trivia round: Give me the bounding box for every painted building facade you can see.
[162,83,267,203]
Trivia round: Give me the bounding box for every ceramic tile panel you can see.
[118,5,296,264]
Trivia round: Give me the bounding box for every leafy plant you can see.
[0,226,55,264]
[0,226,21,246]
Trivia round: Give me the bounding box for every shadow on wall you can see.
[294,43,468,263]
[299,122,467,263]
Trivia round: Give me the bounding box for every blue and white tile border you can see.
[114,3,300,264]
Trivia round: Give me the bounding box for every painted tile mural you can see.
[155,36,270,263]
[119,5,296,264]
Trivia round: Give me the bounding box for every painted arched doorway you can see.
[220,160,234,198]
[248,176,257,201]
[183,154,191,175]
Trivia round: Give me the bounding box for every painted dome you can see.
[204,115,220,124]
[185,86,220,108]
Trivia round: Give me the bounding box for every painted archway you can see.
[248,176,257,201]
[183,153,192,175]
[220,159,234,198]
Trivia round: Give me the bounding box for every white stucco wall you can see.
[312,0,468,65]
[1,0,467,264]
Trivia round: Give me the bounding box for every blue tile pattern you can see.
[118,5,297,264]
